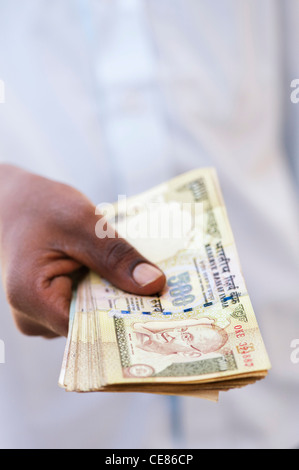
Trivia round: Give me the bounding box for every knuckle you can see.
[12,311,49,337]
[103,239,138,271]
[5,264,39,313]
[58,196,93,231]
[5,270,24,312]
[13,313,36,336]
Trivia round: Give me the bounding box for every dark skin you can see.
[0,164,166,338]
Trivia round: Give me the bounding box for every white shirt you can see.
[0,0,299,449]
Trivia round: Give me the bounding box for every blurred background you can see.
[0,0,299,449]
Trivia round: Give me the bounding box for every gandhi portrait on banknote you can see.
[132,318,228,360]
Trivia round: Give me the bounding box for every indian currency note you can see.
[60,168,271,393]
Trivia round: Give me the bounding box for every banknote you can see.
[59,168,271,400]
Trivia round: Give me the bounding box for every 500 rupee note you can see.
[59,168,271,400]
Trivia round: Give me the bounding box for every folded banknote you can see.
[59,168,271,402]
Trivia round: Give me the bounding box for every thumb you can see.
[68,213,166,296]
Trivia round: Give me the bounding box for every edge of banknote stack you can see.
[59,168,271,402]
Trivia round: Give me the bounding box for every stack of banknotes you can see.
[59,168,271,402]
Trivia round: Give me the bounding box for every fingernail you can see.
[132,263,163,287]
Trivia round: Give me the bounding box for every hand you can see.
[0,165,166,338]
